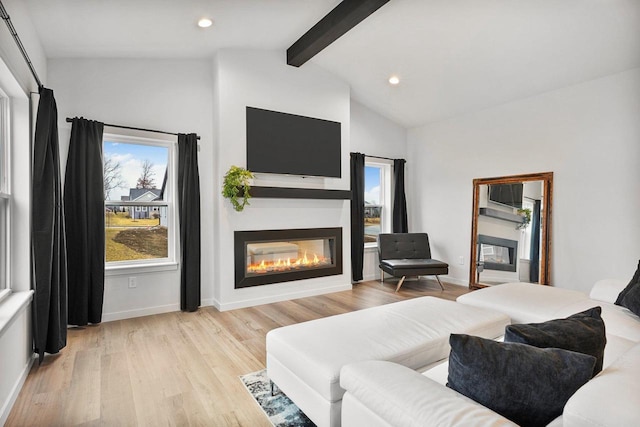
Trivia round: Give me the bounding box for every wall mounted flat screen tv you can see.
[246,107,341,178]
[489,183,523,209]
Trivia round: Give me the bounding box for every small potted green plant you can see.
[222,166,254,212]
[516,208,532,230]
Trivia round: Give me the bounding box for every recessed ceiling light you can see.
[388,75,400,85]
[198,18,213,28]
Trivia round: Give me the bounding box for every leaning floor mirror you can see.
[469,172,553,289]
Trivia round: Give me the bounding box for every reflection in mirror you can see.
[470,173,553,289]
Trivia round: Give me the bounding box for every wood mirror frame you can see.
[469,172,553,290]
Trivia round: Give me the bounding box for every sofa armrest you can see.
[589,279,627,303]
[340,360,516,427]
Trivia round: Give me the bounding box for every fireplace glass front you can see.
[234,228,342,288]
[477,234,518,272]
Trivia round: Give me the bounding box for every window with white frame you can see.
[364,160,392,245]
[0,95,9,294]
[103,136,176,267]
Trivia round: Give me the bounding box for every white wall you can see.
[0,0,47,93]
[45,51,410,314]
[47,53,409,316]
[350,100,408,281]
[350,99,407,157]
[213,50,353,310]
[408,68,640,292]
[48,58,215,320]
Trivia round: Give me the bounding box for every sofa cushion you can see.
[341,360,518,427]
[504,306,606,377]
[457,282,640,343]
[563,342,640,427]
[266,297,510,402]
[615,259,640,305]
[447,334,596,427]
[380,258,448,269]
[456,282,590,324]
[590,279,628,303]
[532,299,640,344]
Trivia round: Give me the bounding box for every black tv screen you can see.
[489,183,523,209]
[246,107,341,178]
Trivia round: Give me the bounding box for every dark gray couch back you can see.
[378,233,432,260]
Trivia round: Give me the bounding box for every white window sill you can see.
[364,243,378,251]
[105,261,179,276]
[0,290,33,337]
[0,288,10,304]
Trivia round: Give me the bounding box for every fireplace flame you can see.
[247,251,330,274]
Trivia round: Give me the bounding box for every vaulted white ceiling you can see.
[22,0,640,128]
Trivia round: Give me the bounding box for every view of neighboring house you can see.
[117,188,167,226]
[124,188,160,219]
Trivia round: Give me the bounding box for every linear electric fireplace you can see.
[477,234,518,272]
[234,227,343,288]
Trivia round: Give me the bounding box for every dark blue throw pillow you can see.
[447,334,596,427]
[615,260,640,306]
[504,307,606,377]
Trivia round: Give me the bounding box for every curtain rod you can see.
[65,118,201,140]
[0,1,43,90]
[365,154,396,162]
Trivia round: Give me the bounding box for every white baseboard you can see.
[102,303,180,322]
[101,276,467,321]
[0,354,34,426]
[362,273,379,281]
[212,283,353,312]
[441,276,469,287]
[200,298,215,307]
[101,298,219,321]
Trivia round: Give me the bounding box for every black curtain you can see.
[392,159,408,233]
[529,199,542,283]
[64,118,105,325]
[32,88,67,363]
[178,134,201,312]
[350,152,365,282]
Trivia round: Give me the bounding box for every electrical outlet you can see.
[458,256,464,265]
[128,277,137,288]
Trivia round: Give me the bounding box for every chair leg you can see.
[435,275,445,291]
[270,380,281,397]
[380,269,384,283]
[395,276,406,292]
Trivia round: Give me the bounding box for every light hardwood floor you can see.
[6,279,469,426]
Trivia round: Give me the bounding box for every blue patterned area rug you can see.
[240,369,316,427]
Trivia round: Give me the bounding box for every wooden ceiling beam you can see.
[287,0,390,67]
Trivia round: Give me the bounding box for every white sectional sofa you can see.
[266,297,510,427]
[340,280,640,426]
